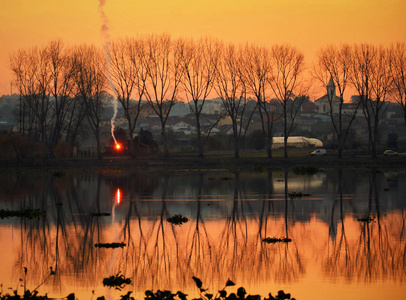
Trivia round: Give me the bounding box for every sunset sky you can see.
[0,0,405,97]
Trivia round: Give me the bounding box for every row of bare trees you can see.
[9,35,406,159]
[314,43,406,158]
[10,41,107,158]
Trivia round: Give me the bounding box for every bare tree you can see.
[239,44,276,158]
[64,93,87,150]
[214,43,249,159]
[140,34,184,158]
[10,48,35,137]
[47,40,76,151]
[350,44,391,158]
[34,46,53,146]
[269,44,306,158]
[72,45,108,160]
[314,44,360,158]
[10,42,83,155]
[108,38,146,156]
[179,37,220,157]
[10,46,52,146]
[389,43,406,127]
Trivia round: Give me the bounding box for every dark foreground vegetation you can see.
[0,275,295,300]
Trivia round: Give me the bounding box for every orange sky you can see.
[1,0,405,97]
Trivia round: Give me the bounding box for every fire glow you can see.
[115,188,121,205]
[115,142,121,150]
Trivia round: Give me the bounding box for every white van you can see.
[310,149,326,156]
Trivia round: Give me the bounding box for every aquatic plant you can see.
[262,237,292,244]
[0,289,49,300]
[102,273,131,290]
[1,276,294,300]
[0,208,45,219]
[193,277,237,300]
[120,291,135,300]
[95,242,126,248]
[288,192,311,199]
[266,290,293,300]
[191,277,295,300]
[0,267,57,300]
[357,216,375,223]
[145,290,187,300]
[91,212,111,217]
[167,214,189,225]
[95,291,135,300]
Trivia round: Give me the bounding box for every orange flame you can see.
[115,143,121,150]
[116,188,121,205]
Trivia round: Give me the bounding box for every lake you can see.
[0,167,405,300]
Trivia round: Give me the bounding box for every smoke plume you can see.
[98,0,118,144]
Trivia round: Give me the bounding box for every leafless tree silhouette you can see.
[72,45,108,159]
[108,38,147,155]
[314,44,360,158]
[179,37,220,157]
[214,44,250,158]
[268,44,306,158]
[349,44,391,158]
[239,44,276,158]
[141,34,184,158]
[389,42,406,128]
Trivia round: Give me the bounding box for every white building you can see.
[314,77,342,114]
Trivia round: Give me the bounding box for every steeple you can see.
[327,76,336,98]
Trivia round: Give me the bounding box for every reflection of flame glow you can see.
[116,188,121,205]
[115,143,121,150]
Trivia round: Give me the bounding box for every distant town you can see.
[0,86,404,159]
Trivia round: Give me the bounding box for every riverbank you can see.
[1,153,406,172]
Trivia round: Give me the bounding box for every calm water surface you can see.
[0,168,405,300]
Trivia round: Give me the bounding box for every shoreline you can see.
[1,154,406,172]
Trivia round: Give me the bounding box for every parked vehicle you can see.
[383,150,399,156]
[310,149,326,156]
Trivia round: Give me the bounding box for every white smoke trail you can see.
[98,0,118,144]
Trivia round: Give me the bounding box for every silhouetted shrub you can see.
[53,140,72,158]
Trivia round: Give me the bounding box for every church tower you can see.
[327,76,336,98]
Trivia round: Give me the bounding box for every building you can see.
[314,77,342,114]
[272,136,323,149]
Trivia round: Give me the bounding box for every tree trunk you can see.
[128,122,135,157]
[234,132,239,159]
[372,119,378,159]
[161,123,169,158]
[283,105,288,158]
[196,114,204,158]
[266,146,272,159]
[96,129,102,160]
[338,145,343,159]
[266,132,273,159]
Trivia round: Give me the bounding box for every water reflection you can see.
[0,169,405,299]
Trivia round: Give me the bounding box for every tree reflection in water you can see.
[0,169,405,299]
[12,172,112,292]
[322,169,406,282]
[186,172,213,283]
